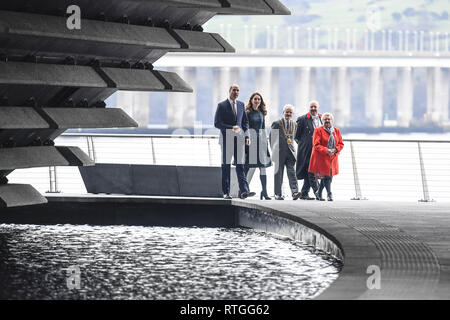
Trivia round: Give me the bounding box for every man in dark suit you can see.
[214,84,255,199]
[295,100,322,200]
[270,104,301,200]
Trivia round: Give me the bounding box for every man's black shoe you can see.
[274,195,284,200]
[240,191,256,199]
[292,192,301,200]
[223,194,232,199]
[300,194,315,200]
[327,193,333,201]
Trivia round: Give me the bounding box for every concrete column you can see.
[273,26,278,50]
[287,26,293,50]
[307,27,312,50]
[271,68,280,123]
[213,67,240,118]
[294,67,317,114]
[397,67,414,127]
[427,67,449,123]
[334,28,339,50]
[413,31,418,51]
[419,31,424,51]
[266,26,271,49]
[244,25,249,49]
[255,67,279,125]
[405,30,410,51]
[251,25,256,49]
[116,91,150,127]
[327,28,332,50]
[365,67,383,127]
[116,91,134,119]
[167,67,197,128]
[388,29,393,51]
[370,30,375,51]
[331,67,351,127]
[364,29,369,51]
[314,27,320,50]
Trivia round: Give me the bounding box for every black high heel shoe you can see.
[260,191,271,200]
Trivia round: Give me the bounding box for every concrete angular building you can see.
[0,0,290,207]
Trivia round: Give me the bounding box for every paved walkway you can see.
[41,194,450,299]
[232,199,450,300]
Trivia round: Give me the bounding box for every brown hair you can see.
[245,92,267,116]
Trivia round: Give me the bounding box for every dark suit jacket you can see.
[214,99,249,142]
[295,113,322,179]
[270,118,297,162]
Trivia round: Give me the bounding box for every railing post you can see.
[86,136,96,162]
[418,142,434,202]
[207,138,213,166]
[47,166,60,193]
[350,141,366,200]
[150,137,156,164]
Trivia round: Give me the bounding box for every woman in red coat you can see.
[308,112,344,201]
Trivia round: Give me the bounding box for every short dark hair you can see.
[229,84,239,92]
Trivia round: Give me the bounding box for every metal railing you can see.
[208,25,450,53]
[7,133,450,202]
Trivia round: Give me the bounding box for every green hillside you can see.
[204,0,449,39]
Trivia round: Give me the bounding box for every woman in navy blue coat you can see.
[244,92,272,200]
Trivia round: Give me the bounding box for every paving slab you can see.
[235,199,450,300]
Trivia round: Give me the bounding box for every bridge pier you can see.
[331,67,351,127]
[397,67,414,127]
[255,67,279,125]
[168,67,197,128]
[427,67,449,124]
[213,67,239,117]
[116,91,150,126]
[133,92,150,128]
[365,67,383,127]
[294,67,316,112]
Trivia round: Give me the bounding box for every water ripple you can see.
[0,224,341,300]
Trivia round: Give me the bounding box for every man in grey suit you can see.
[270,104,301,200]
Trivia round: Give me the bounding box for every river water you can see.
[0,224,341,300]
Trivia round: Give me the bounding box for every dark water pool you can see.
[0,224,341,299]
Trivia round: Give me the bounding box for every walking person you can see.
[295,100,322,200]
[270,105,301,200]
[308,112,344,201]
[214,84,255,199]
[244,92,272,200]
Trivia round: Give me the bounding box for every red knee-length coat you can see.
[308,126,344,177]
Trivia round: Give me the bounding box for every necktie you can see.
[286,120,290,133]
[232,101,237,118]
